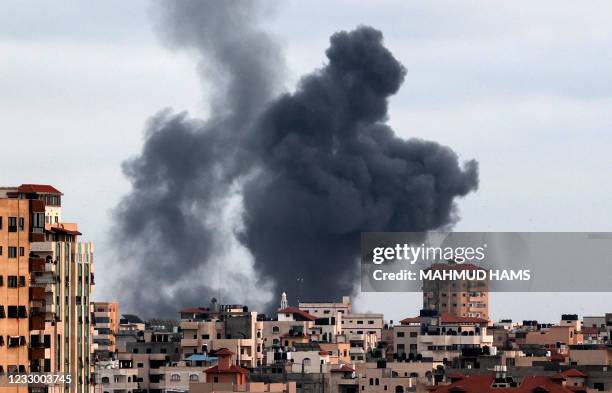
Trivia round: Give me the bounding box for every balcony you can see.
[29,314,46,330]
[30,242,54,253]
[31,274,56,285]
[30,287,46,301]
[29,258,46,272]
[29,232,45,242]
[29,347,48,361]
[30,199,45,212]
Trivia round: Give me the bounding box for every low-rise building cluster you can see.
[92,291,612,393]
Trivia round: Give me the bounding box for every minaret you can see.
[280,292,288,309]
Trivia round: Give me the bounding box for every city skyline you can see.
[1,1,612,322]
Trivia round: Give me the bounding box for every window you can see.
[8,276,17,288]
[0,276,3,287]
[189,374,199,382]
[272,326,280,333]
[171,374,180,381]
[410,332,418,338]
[8,247,17,258]
[18,218,24,231]
[0,216,2,229]
[31,213,44,233]
[8,217,17,232]
[357,320,364,324]
[396,331,405,337]
[202,334,209,339]
[18,307,26,318]
[8,337,21,347]
[0,246,2,255]
[0,306,5,318]
[19,248,24,257]
[7,306,18,318]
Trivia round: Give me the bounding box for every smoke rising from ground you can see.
[114,1,478,317]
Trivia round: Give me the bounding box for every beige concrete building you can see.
[399,312,492,362]
[190,381,296,393]
[299,297,352,318]
[93,359,139,393]
[422,263,489,320]
[180,306,263,367]
[93,302,119,361]
[0,184,95,393]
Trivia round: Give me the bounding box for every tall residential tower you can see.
[0,184,95,393]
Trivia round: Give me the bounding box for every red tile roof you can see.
[560,369,586,378]
[205,365,248,374]
[50,227,82,236]
[400,312,488,325]
[430,374,576,392]
[18,184,62,195]
[278,307,317,321]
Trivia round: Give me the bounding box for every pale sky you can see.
[1,0,611,323]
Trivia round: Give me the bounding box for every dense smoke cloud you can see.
[114,1,478,317]
[241,27,478,303]
[113,0,283,316]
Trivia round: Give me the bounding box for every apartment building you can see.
[299,296,352,318]
[393,324,420,358]
[179,304,263,367]
[0,184,94,393]
[422,263,489,320]
[190,381,297,393]
[93,359,139,393]
[399,311,492,362]
[355,362,424,393]
[93,302,119,361]
[116,328,183,392]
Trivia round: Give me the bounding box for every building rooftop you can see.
[17,184,63,195]
[429,374,577,392]
[278,307,317,321]
[400,312,488,325]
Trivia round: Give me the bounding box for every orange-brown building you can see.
[0,184,95,393]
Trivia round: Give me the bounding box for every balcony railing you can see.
[30,242,54,253]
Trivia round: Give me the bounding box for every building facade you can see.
[422,263,489,320]
[0,184,94,393]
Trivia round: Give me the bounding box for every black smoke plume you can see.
[113,1,478,317]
